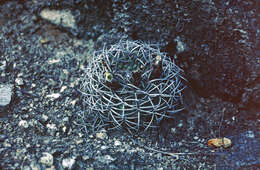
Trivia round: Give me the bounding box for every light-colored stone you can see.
[96,130,107,140]
[100,145,108,150]
[18,120,29,128]
[82,155,90,161]
[15,78,24,86]
[40,9,76,29]
[62,157,76,169]
[114,140,122,146]
[0,84,12,106]
[0,60,6,70]
[97,155,116,164]
[175,36,186,53]
[193,136,199,140]
[39,152,53,166]
[46,93,60,100]
[3,140,11,147]
[48,58,61,64]
[60,86,67,93]
[41,114,48,122]
[246,130,255,138]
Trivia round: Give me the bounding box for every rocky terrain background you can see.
[0,0,259,169]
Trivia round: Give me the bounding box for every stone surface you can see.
[18,120,29,128]
[0,84,12,106]
[40,9,76,30]
[62,157,76,169]
[0,0,258,169]
[39,152,53,167]
[96,130,108,140]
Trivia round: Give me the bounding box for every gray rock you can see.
[40,9,76,30]
[0,84,12,106]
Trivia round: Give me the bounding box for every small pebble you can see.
[82,155,90,161]
[60,86,67,93]
[246,131,255,138]
[46,93,61,99]
[96,130,107,140]
[114,140,122,146]
[15,78,24,86]
[40,9,76,29]
[97,155,115,164]
[62,157,76,169]
[0,134,7,142]
[75,139,84,145]
[18,120,29,128]
[194,136,199,140]
[0,84,12,106]
[0,60,6,70]
[39,152,53,166]
[41,114,48,122]
[100,145,108,150]
[3,141,11,147]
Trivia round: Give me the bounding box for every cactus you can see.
[80,40,186,133]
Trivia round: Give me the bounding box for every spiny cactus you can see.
[80,40,186,133]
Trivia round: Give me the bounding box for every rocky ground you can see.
[0,0,259,169]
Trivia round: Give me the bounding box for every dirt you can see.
[0,0,259,169]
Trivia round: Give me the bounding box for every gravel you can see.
[0,0,259,169]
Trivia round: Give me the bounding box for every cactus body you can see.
[80,40,185,133]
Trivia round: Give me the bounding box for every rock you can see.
[46,93,61,100]
[100,145,108,150]
[18,120,29,128]
[114,140,122,146]
[245,131,255,138]
[39,152,53,167]
[0,60,6,70]
[96,129,107,140]
[193,136,199,140]
[97,155,116,164]
[0,84,12,106]
[62,157,76,169]
[60,86,67,93]
[40,9,76,30]
[15,78,24,86]
[0,134,7,142]
[46,123,57,136]
[3,140,11,147]
[82,155,90,161]
[41,114,48,122]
